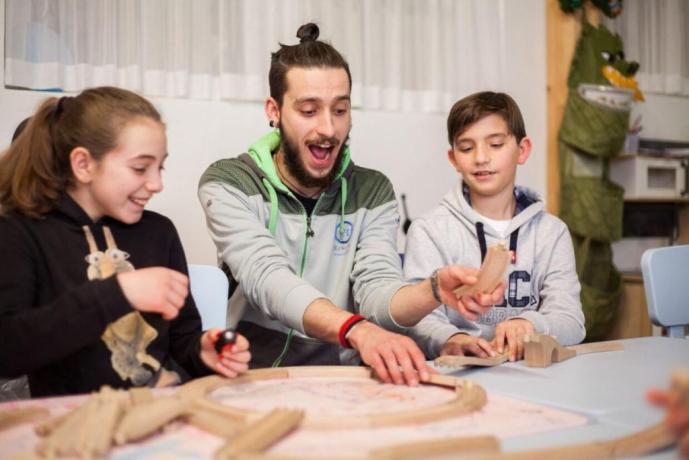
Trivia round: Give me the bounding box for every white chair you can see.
[188,264,229,330]
[641,245,689,338]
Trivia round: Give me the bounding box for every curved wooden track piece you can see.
[473,421,675,460]
[215,421,675,460]
[22,367,487,459]
[434,354,508,369]
[370,435,500,460]
[188,366,487,430]
[455,243,510,298]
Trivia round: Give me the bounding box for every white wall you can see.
[1,0,548,264]
[631,93,689,142]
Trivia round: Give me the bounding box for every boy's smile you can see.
[473,170,497,180]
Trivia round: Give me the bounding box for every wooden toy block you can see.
[524,334,623,368]
[214,408,304,459]
[523,334,575,367]
[114,395,189,444]
[0,407,50,433]
[184,408,243,439]
[454,242,510,298]
[36,387,128,458]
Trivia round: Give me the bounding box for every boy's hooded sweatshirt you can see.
[405,181,585,358]
[198,131,407,366]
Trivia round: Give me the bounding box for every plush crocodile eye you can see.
[601,51,615,63]
[616,50,625,61]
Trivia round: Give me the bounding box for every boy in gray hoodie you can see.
[405,92,585,361]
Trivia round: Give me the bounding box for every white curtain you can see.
[4,0,508,112]
[605,0,689,97]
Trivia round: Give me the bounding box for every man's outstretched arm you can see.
[302,298,430,386]
[390,266,505,327]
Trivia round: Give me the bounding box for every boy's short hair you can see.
[447,92,526,146]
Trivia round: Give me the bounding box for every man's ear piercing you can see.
[269,120,275,128]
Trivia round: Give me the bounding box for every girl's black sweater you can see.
[0,195,209,397]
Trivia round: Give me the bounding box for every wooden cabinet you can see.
[607,274,652,339]
[680,202,689,244]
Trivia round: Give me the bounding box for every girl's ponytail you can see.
[0,98,71,217]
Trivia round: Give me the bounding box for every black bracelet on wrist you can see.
[430,268,442,303]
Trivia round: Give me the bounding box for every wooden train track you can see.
[15,366,486,458]
[435,334,624,369]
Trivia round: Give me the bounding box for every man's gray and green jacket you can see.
[198,131,408,365]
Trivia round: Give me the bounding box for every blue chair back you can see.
[188,264,228,330]
[641,245,689,338]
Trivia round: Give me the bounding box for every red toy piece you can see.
[214,329,237,355]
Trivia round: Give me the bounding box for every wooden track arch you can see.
[181,366,487,430]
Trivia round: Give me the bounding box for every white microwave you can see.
[611,154,688,199]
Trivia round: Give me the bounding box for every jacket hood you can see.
[53,194,94,226]
[441,181,544,239]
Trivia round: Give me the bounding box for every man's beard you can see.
[280,126,348,191]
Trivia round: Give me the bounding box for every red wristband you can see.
[338,314,366,348]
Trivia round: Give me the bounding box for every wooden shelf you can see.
[624,198,689,204]
[607,274,652,340]
[621,273,643,282]
[616,152,689,160]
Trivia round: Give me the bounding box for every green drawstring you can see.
[338,176,349,240]
[262,177,292,367]
[267,176,349,368]
[246,134,350,368]
[272,329,294,368]
[260,177,292,367]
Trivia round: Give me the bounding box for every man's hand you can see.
[347,321,431,386]
[491,318,534,361]
[440,333,495,358]
[438,266,505,321]
[200,329,251,379]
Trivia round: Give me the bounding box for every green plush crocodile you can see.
[558,18,643,341]
[568,20,643,100]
